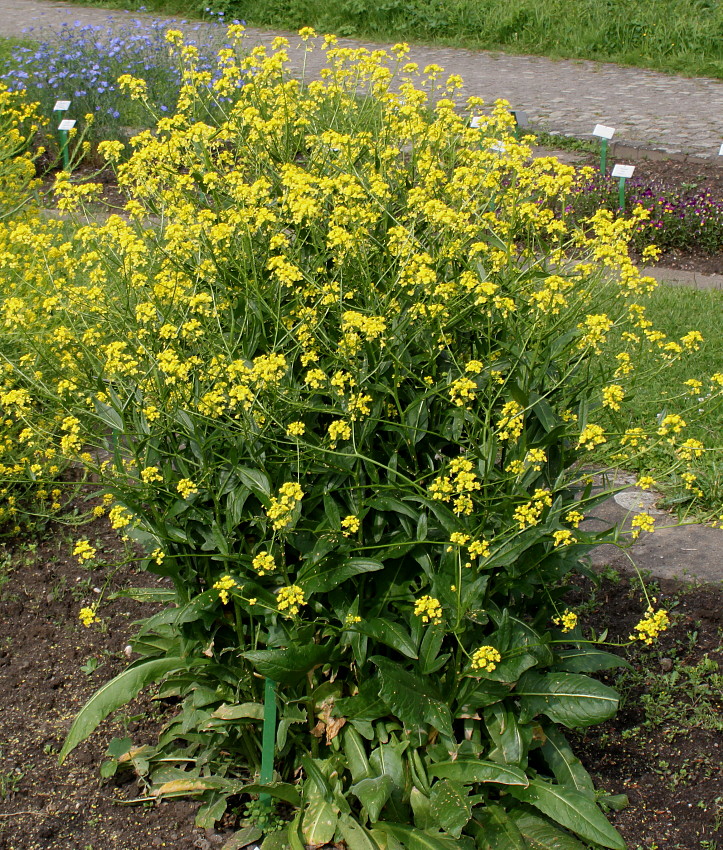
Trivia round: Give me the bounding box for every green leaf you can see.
[195,794,227,828]
[236,467,271,500]
[239,783,301,806]
[418,622,444,675]
[371,657,452,737]
[110,587,176,603]
[357,618,418,659]
[299,556,384,594]
[212,702,264,721]
[475,804,527,850]
[429,759,528,787]
[302,797,339,845]
[540,726,595,794]
[374,822,459,850]
[510,780,626,849]
[511,811,586,849]
[243,643,333,684]
[351,775,394,822]
[553,648,632,673]
[517,672,619,728]
[59,658,182,763]
[429,779,471,837]
[369,496,419,521]
[484,704,529,767]
[93,398,123,431]
[259,832,289,850]
[337,813,383,850]
[221,826,264,850]
[343,725,372,782]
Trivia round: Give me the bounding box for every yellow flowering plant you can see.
[2,30,720,848]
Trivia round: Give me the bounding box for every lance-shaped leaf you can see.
[510,779,625,849]
[371,657,452,736]
[540,726,595,794]
[243,643,333,684]
[356,618,418,659]
[553,648,632,673]
[429,759,529,787]
[373,822,461,850]
[517,671,619,728]
[298,556,384,594]
[510,811,587,849]
[59,657,183,763]
[429,779,471,837]
[351,775,394,822]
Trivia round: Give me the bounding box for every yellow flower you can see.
[631,512,655,539]
[213,574,237,605]
[277,584,305,617]
[266,482,304,530]
[73,539,96,563]
[470,646,501,672]
[79,606,100,628]
[141,466,163,484]
[657,414,686,436]
[553,529,574,547]
[341,515,360,536]
[177,478,198,500]
[252,551,275,575]
[630,606,669,645]
[602,385,625,411]
[577,424,606,451]
[636,476,656,490]
[553,609,578,632]
[287,420,306,437]
[413,595,442,625]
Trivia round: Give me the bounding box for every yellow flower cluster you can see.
[630,512,656,539]
[341,514,360,536]
[73,539,96,563]
[78,606,100,628]
[630,606,670,645]
[266,482,304,530]
[413,595,443,625]
[429,458,481,516]
[177,478,198,500]
[213,574,236,605]
[470,645,501,672]
[277,584,305,617]
[252,551,275,575]
[553,609,578,632]
[513,489,552,530]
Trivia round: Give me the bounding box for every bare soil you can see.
[0,507,721,849]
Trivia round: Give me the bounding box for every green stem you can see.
[259,677,277,805]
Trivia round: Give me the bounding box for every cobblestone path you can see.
[1,0,722,158]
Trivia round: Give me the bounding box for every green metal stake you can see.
[259,677,277,807]
[618,176,626,211]
[600,138,608,175]
[59,128,69,171]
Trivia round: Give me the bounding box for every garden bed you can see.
[0,514,720,850]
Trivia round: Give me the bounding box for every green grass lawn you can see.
[68,0,723,79]
[609,283,723,515]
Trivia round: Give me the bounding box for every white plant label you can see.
[53,100,71,111]
[719,142,723,156]
[490,142,506,153]
[592,124,615,139]
[611,163,635,178]
[58,119,76,131]
[469,116,482,129]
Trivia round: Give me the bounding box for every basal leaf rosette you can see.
[0,31,718,847]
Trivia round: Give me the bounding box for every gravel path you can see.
[1,0,723,159]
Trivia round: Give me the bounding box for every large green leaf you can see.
[302,797,339,845]
[510,780,625,849]
[474,805,527,850]
[239,783,302,806]
[343,725,372,781]
[553,648,632,673]
[357,618,418,659]
[351,775,394,822]
[236,467,271,500]
[540,727,595,794]
[484,704,530,767]
[429,779,471,837]
[371,657,453,736]
[337,813,383,850]
[59,657,183,763]
[430,759,529,787]
[243,643,333,684]
[517,672,619,728]
[373,822,459,850]
[511,811,586,850]
[298,557,384,594]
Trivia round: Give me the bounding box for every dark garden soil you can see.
[0,503,721,849]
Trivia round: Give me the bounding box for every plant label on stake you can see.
[592,124,615,175]
[612,163,635,210]
[53,100,71,112]
[719,142,723,156]
[58,118,76,171]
